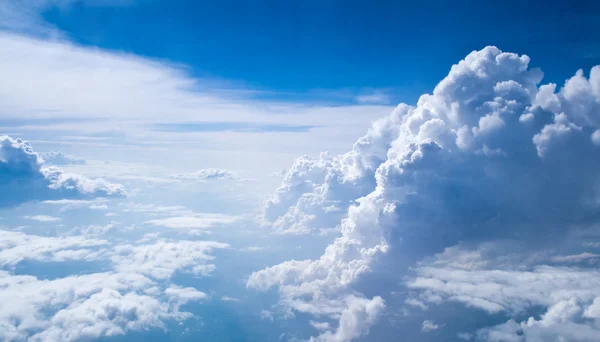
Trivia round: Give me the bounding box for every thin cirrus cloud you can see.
[248,46,600,341]
[0,32,391,136]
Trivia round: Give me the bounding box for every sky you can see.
[1,1,600,341]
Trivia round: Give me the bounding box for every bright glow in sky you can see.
[1,1,600,342]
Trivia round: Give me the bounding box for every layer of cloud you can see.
[407,243,600,341]
[0,229,107,267]
[249,47,600,341]
[23,215,61,222]
[0,270,205,342]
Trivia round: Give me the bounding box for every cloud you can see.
[0,32,390,135]
[0,270,203,342]
[145,214,239,230]
[23,215,61,222]
[0,136,125,207]
[406,243,600,341]
[422,320,444,332]
[221,296,240,302]
[39,151,85,165]
[354,90,392,105]
[241,246,264,252]
[165,285,208,304]
[308,295,385,342]
[0,229,107,267]
[249,46,600,340]
[170,168,240,181]
[110,239,229,279]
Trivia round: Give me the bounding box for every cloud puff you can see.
[422,320,444,332]
[249,47,600,341]
[0,270,205,342]
[39,151,85,165]
[0,136,125,206]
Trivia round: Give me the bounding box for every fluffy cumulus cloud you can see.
[0,226,228,341]
[0,136,124,206]
[0,270,207,342]
[249,47,600,341]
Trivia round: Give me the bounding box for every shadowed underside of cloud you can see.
[248,46,600,341]
[0,135,124,206]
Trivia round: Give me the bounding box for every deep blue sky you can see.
[44,0,600,103]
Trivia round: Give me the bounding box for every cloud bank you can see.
[248,46,600,341]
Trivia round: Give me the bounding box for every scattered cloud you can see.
[23,215,61,222]
[0,229,106,266]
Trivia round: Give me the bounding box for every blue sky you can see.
[1,1,600,342]
[39,0,600,102]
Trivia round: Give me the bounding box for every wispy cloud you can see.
[23,215,61,222]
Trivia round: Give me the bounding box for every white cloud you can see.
[165,285,207,304]
[0,136,125,207]
[170,168,240,181]
[145,214,239,230]
[0,32,390,133]
[241,246,264,252]
[23,215,61,222]
[39,151,85,165]
[407,243,600,341]
[0,229,107,266]
[248,46,600,341]
[308,295,385,342]
[551,252,599,263]
[42,198,109,212]
[422,320,444,332]
[0,270,204,342]
[110,239,229,279]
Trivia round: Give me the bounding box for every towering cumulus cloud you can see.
[248,47,600,341]
[0,136,124,206]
